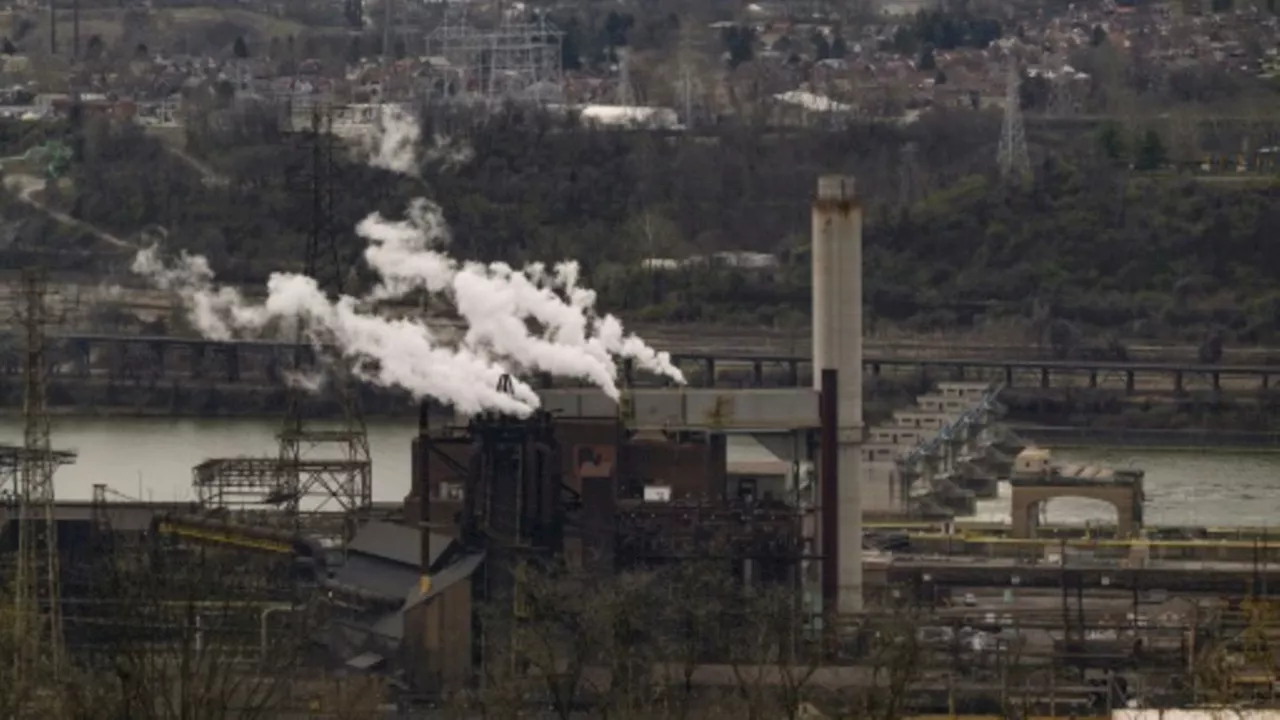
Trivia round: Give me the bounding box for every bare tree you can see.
[656,562,733,718]
[723,584,824,720]
[837,612,925,720]
[63,545,313,719]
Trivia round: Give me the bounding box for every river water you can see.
[973,447,1280,528]
[4,418,1280,528]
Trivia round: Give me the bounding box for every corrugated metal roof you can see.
[331,555,419,601]
[346,521,453,569]
[422,552,485,604]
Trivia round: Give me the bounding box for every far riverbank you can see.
[1012,425,1280,452]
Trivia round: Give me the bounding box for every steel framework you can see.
[615,501,805,576]
[0,446,75,507]
[193,452,371,516]
[13,269,77,701]
[426,8,564,105]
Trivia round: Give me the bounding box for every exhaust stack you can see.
[812,175,864,614]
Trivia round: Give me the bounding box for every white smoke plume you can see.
[133,111,685,417]
[363,104,421,176]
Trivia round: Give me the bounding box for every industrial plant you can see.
[0,172,1276,717]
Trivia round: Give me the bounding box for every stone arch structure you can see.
[1010,481,1144,538]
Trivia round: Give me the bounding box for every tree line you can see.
[3,101,1280,347]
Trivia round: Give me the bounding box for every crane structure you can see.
[12,268,77,704]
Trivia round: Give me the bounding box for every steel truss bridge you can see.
[2,331,1278,395]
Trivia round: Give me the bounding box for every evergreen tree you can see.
[812,31,831,60]
[233,36,249,59]
[830,35,849,58]
[1134,129,1168,171]
[722,26,755,69]
[1096,121,1127,162]
[918,46,937,70]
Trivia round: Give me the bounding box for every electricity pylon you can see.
[276,107,372,541]
[13,268,75,710]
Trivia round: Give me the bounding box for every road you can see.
[2,172,133,250]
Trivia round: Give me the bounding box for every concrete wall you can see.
[1010,483,1140,538]
[403,579,472,694]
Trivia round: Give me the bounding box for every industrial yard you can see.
[0,170,1273,718]
[0,0,1276,711]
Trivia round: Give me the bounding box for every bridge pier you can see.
[1126,370,1135,394]
[1089,370,1098,389]
[1175,370,1184,393]
[704,358,716,388]
[752,360,763,387]
[1004,366,1013,386]
[1040,367,1050,389]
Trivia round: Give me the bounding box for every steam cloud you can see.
[133,105,684,417]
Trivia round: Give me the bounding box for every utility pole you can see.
[276,107,372,542]
[13,269,75,709]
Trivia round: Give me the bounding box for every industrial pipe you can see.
[820,368,839,612]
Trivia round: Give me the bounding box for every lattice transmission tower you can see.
[426,4,564,105]
[276,107,373,540]
[191,109,372,542]
[997,64,1030,184]
[12,268,77,704]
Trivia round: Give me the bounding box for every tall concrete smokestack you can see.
[812,175,863,614]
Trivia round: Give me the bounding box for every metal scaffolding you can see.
[193,452,371,516]
[0,446,75,508]
[426,8,565,104]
